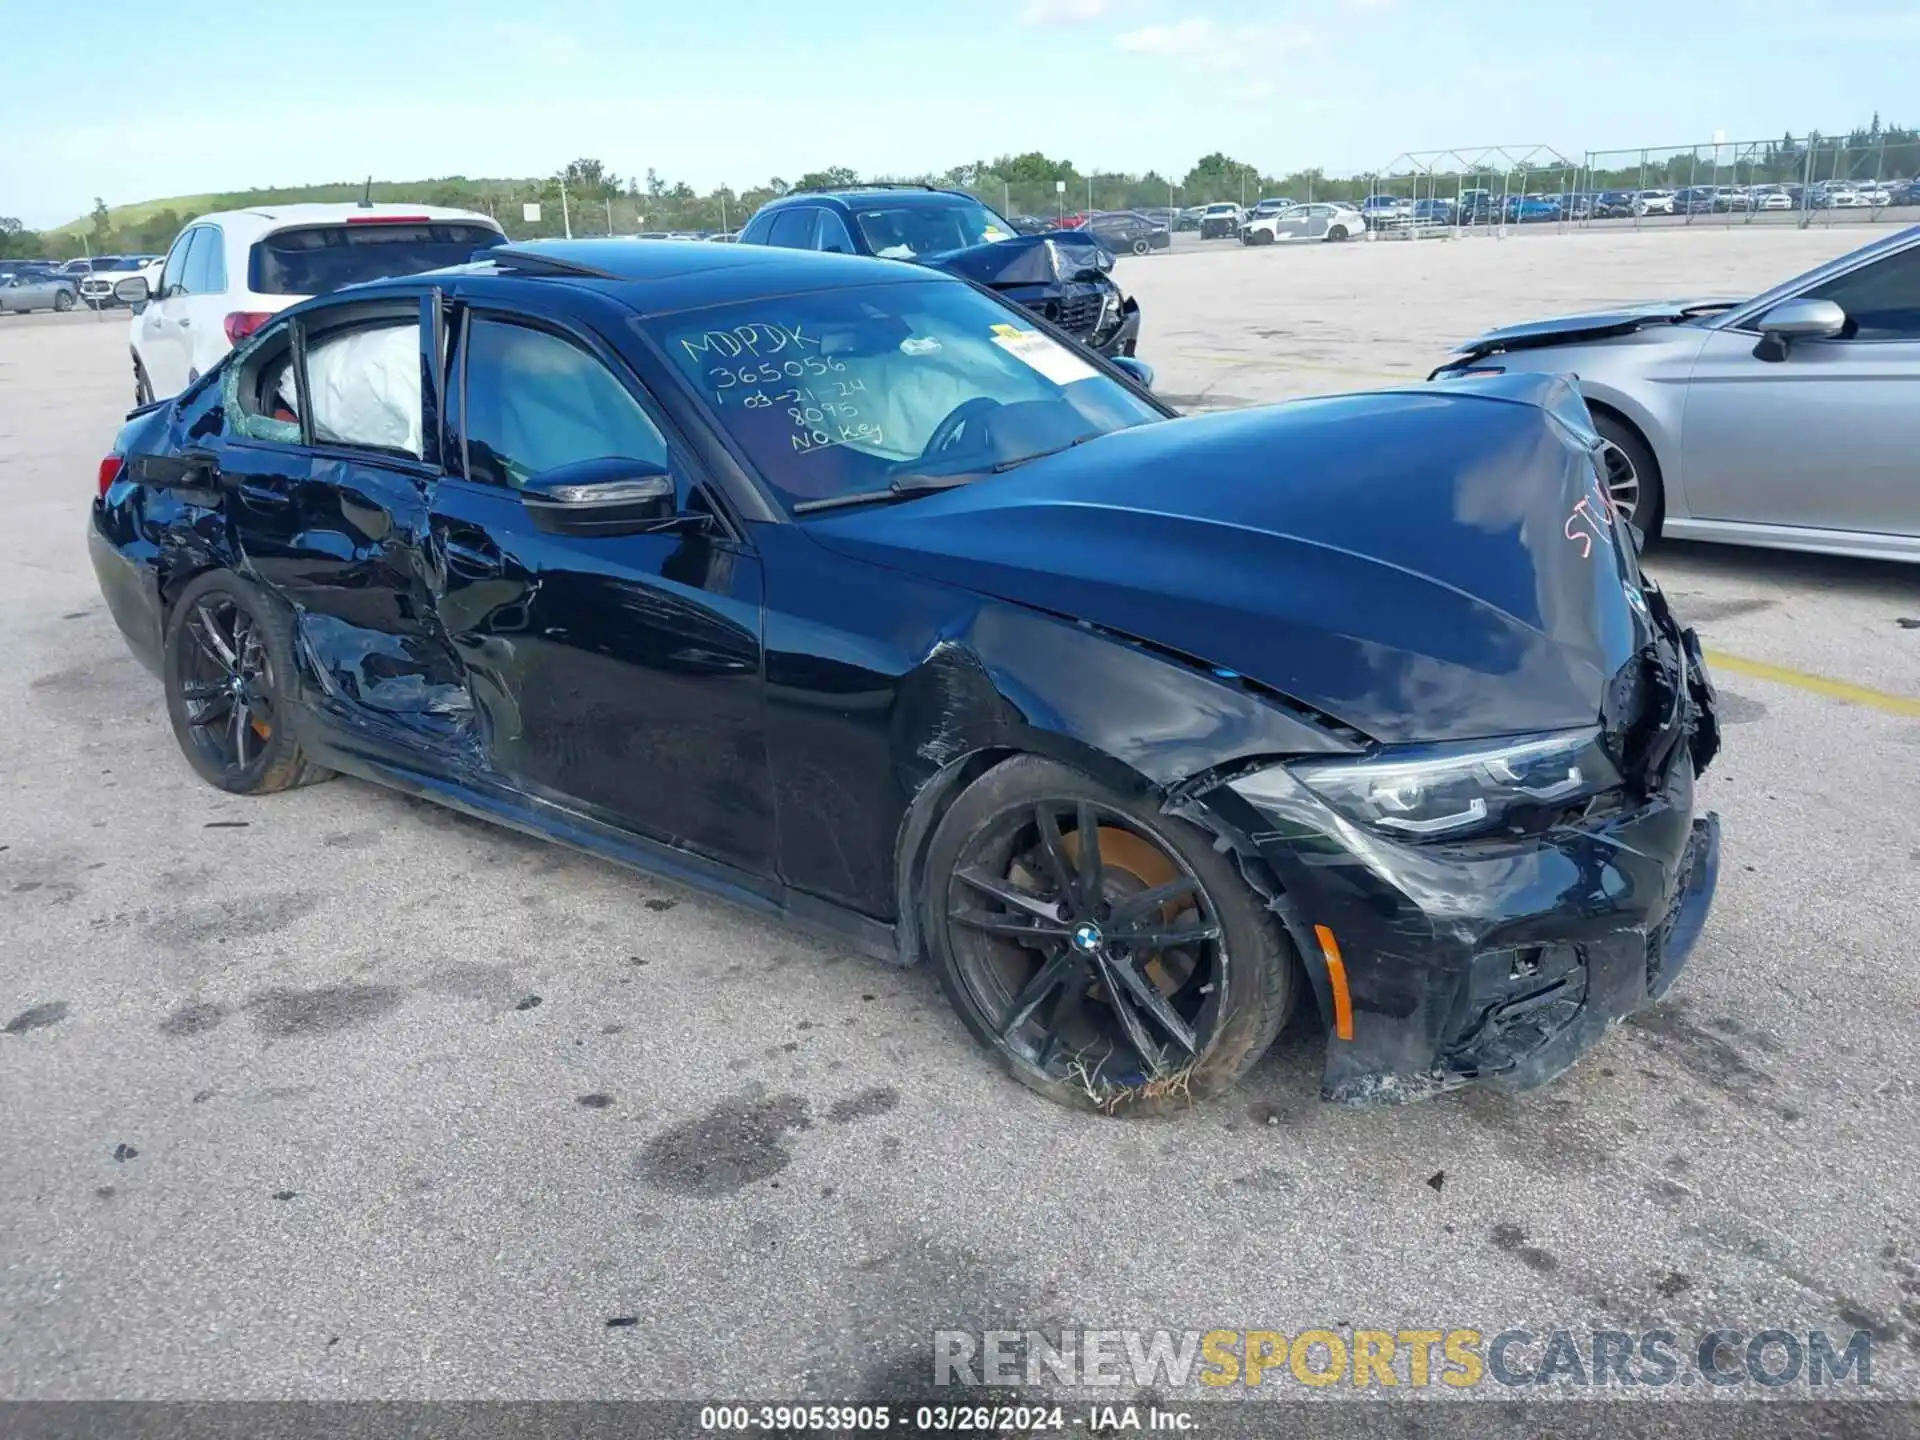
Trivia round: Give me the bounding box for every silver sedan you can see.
[1431,225,1920,563]
[0,272,78,314]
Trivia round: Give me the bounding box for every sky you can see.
[3,0,1917,228]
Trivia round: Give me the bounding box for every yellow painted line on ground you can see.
[1704,649,1920,718]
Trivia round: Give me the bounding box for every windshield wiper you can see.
[988,432,1101,473]
[791,472,984,515]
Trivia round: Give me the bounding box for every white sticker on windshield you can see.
[900,336,942,356]
[990,325,1098,386]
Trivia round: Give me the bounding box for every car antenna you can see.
[359,176,373,210]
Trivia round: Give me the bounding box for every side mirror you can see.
[519,457,689,537]
[1754,297,1845,360]
[114,275,151,305]
[1109,355,1156,390]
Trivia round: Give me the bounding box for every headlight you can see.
[1232,727,1621,841]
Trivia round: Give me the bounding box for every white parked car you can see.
[77,257,152,310]
[1240,202,1363,244]
[1855,183,1892,207]
[1633,189,1676,215]
[118,203,506,404]
[1752,187,1793,211]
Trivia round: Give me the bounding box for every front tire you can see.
[133,355,154,407]
[163,571,331,794]
[922,755,1295,1114]
[1593,412,1665,537]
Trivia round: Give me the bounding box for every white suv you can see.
[119,203,505,404]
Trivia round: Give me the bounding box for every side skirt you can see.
[1660,515,1920,564]
[300,729,902,967]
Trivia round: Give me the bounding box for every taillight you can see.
[224,311,272,345]
[98,455,124,498]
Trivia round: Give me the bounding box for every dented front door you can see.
[229,441,469,731]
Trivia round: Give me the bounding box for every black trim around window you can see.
[448,301,748,544]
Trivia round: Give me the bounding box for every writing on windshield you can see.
[680,322,880,455]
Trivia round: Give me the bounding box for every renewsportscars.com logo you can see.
[933,1327,1875,1391]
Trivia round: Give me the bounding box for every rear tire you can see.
[54,291,73,312]
[1131,238,1151,256]
[163,571,332,795]
[1327,225,1350,242]
[921,754,1295,1115]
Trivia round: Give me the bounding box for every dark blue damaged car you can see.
[88,239,1722,1113]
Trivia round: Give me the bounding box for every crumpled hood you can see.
[805,374,1648,745]
[923,233,1110,288]
[1452,297,1744,359]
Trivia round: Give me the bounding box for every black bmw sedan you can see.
[89,239,1722,1113]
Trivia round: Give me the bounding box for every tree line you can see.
[5,117,1913,261]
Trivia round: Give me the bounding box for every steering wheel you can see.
[919,396,1003,464]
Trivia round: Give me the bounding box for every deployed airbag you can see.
[281,323,422,457]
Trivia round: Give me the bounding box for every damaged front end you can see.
[1192,572,1722,1105]
[926,234,1140,358]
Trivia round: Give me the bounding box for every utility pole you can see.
[559,177,573,239]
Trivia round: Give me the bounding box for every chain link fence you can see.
[1577,132,1920,227]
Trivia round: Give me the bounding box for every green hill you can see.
[51,178,538,238]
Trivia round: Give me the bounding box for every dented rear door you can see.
[226,297,471,738]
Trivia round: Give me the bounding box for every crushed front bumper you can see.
[1092,296,1141,358]
[1203,589,1723,1104]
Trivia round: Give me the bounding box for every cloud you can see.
[1113,17,1316,72]
[1018,0,1113,24]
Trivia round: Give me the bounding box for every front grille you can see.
[79,280,112,297]
[1032,290,1103,339]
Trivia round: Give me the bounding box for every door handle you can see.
[177,316,192,327]
[440,535,503,580]
[235,482,292,510]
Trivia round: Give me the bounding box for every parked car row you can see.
[1358,180,1920,225]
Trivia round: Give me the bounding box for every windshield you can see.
[651,279,1160,514]
[850,199,1015,259]
[248,222,505,296]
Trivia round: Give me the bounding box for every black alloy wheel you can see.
[162,572,330,794]
[924,756,1295,1113]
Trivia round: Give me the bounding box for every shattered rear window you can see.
[248,224,505,296]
